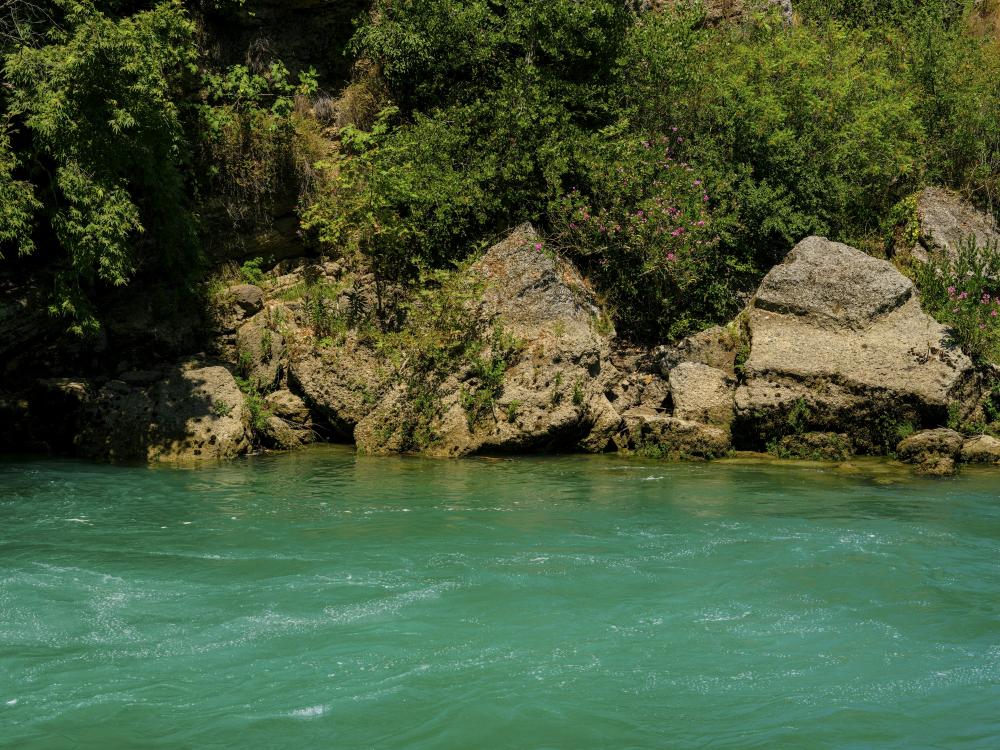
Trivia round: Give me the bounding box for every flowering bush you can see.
[914,236,1000,363]
[940,286,1000,362]
[550,134,727,341]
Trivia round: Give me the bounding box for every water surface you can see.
[1,448,998,749]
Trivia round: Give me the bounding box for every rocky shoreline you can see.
[3,188,1000,477]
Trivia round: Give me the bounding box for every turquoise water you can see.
[1,448,999,749]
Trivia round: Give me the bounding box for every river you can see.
[2,447,998,748]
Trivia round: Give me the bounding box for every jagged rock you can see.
[264,389,311,424]
[960,434,1000,464]
[668,362,735,429]
[235,311,285,390]
[355,224,624,456]
[260,390,314,449]
[735,236,980,452]
[606,347,672,415]
[261,415,313,450]
[657,324,741,376]
[897,428,963,476]
[773,432,853,461]
[289,338,383,440]
[913,187,1000,263]
[619,408,730,459]
[76,362,250,462]
[226,284,265,316]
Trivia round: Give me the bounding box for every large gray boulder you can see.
[913,187,1000,263]
[735,236,980,452]
[356,224,624,456]
[754,237,914,330]
[77,362,250,462]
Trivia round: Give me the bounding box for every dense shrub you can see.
[623,13,926,259]
[3,0,199,332]
[309,2,942,341]
[551,133,735,340]
[1,0,998,348]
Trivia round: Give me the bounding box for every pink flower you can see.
[703,195,710,202]
[693,180,702,186]
[959,291,969,300]
[947,285,956,295]
[666,252,676,261]
[671,228,685,237]
[534,243,543,251]
[993,310,998,317]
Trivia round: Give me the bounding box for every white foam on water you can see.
[6,699,16,706]
[290,704,327,718]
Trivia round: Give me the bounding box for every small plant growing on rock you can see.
[244,391,270,435]
[505,400,520,422]
[239,257,266,285]
[212,400,233,417]
[260,329,273,361]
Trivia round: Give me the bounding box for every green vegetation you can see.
[239,257,266,286]
[0,0,998,351]
[300,0,1000,343]
[911,236,1000,363]
[212,400,233,417]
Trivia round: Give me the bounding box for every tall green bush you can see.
[2,0,199,332]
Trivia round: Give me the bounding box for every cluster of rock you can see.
[195,224,992,475]
[5,187,1000,475]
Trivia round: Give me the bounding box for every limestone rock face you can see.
[960,434,1000,464]
[619,408,730,459]
[914,187,1000,263]
[735,236,979,451]
[356,224,624,456]
[236,311,285,391]
[261,389,314,450]
[897,428,964,476]
[668,362,735,429]
[77,362,250,462]
[264,389,311,424]
[289,339,382,440]
[657,324,740,376]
